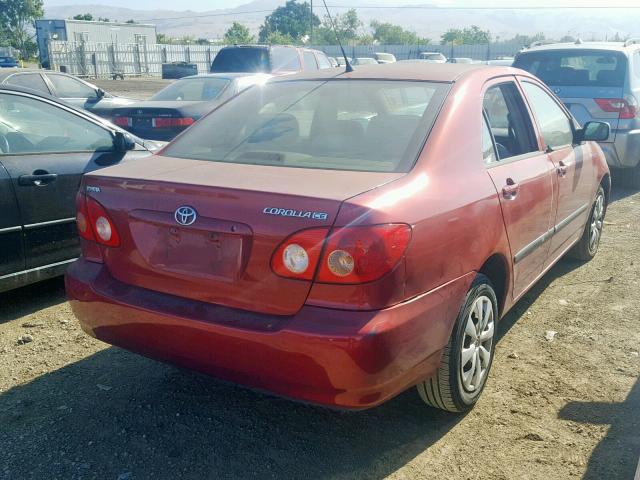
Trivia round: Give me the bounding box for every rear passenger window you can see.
[482,116,497,164]
[303,51,318,71]
[271,48,301,72]
[316,52,332,69]
[5,73,50,94]
[522,82,574,149]
[483,83,537,160]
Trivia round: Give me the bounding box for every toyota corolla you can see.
[66,63,610,411]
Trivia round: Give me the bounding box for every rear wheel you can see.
[417,274,497,412]
[569,186,606,261]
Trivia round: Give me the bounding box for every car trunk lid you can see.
[83,156,404,315]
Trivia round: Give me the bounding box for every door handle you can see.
[502,178,519,199]
[557,161,568,177]
[18,171,58,187]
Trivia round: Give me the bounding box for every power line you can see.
[136,4,640,21]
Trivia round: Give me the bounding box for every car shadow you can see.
[609,176,638,203]
[0,347,466,479]
[0,277,66,324]
[559,377,639,480]
[497,257,583,341]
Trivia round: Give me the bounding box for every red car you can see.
[66,64,610,412]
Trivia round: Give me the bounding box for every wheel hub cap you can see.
[460,295,495,393]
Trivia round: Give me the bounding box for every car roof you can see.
[0,84,122,128]
[180,72,272,81]
[521,41,640,53]
[269,62,491,83]
[0,68,44,81]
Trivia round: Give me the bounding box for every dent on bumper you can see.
[65,259,474,409]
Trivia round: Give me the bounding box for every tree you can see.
[156,33,173,44]
[72,13,93,20]
[0,0,44,59]
[507,33,545,47]
[440,25,491,45]
[314,8,362,45]
[125,19,136,24]
[258,0,319,43]
[224,21,254,45]
[264,31,295,45]
[370,20,428,45]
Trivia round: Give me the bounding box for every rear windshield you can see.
[421,53,444,60]
[151,77,231,101]
[514,50,628,87]
[162,80,449,173]
[0,57,16,63]
[211,47,270,73]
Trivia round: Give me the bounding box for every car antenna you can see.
[320,0,353,72]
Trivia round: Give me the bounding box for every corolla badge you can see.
[263,207,328,221]
[174,206,198,226]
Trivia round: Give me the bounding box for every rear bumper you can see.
[65,259,473,409]
[601,129,640,168]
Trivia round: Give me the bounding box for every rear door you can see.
[514,49,627,141]
[483,79,557,298]
[0,160,24,277]
[0,90,121,269]
[519,79,595,263]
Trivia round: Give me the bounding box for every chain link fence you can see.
[48,41,525,79]
[48,41,225,78]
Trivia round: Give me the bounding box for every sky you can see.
[43,0,640,11]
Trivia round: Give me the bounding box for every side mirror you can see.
[577,121,610,143]
[96,88,106,99]
[112,130,136,153]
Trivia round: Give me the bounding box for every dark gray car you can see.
[0,85,160,293]
[514,40,640,186]
[111,73,271,141]
[0,69,138,119]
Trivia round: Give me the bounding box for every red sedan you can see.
[66,64,610,411]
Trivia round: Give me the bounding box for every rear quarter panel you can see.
[307,74,513,315]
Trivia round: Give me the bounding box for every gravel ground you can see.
[0,79,639,480]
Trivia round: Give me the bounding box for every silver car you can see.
[514,40,640,186]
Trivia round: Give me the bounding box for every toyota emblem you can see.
[174,206,197,226]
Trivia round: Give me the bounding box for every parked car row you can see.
[0,47,619,413]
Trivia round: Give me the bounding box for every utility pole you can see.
[310,0,313,44]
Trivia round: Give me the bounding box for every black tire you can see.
[569,186,606,262]
[417,274,498,413]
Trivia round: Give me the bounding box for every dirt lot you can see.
[1,79,639,480]
[93,78,174,100]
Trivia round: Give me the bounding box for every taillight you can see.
[83,196,120,247]
[75,192,95,241]
[595,97,638,120]
[271,224,411,284]
[271,228,328,280]
[113,116,132,127]
[317,224,411,284]
[152,117,195,128]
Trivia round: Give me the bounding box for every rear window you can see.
[162,80,449,173]
[211,47,270,73]
[0,57,16,63]
[151,77,231,101]
[514,50,628,87]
